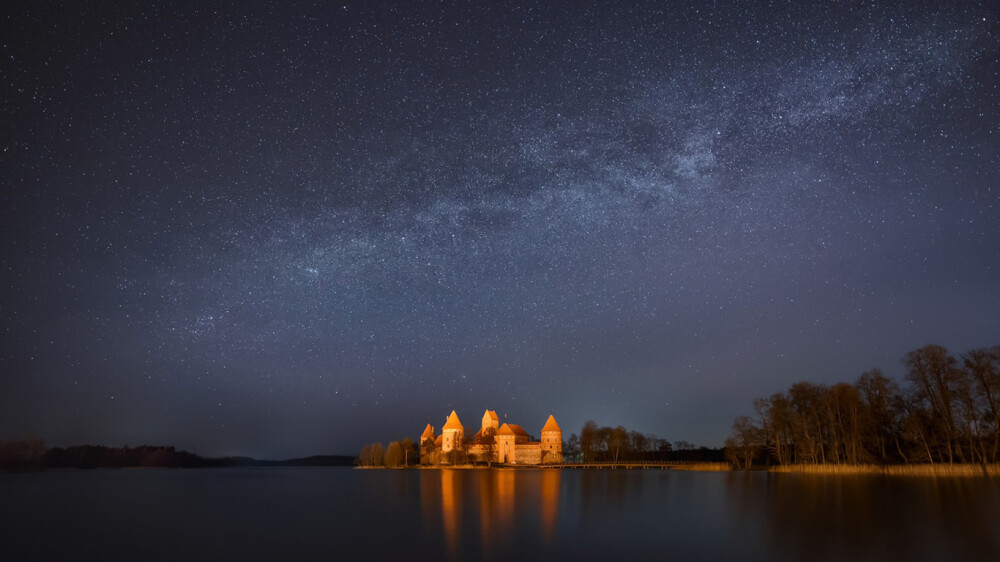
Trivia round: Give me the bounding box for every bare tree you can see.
[856,369,899,463]
[965,346,1000,462]
[400,438,417,467]
[788,382,827,464]
[384,441,403,467]
[904,344,963,463]
[565,434,581,463]
[629,431,647,461]
[479,426,497,467]
[580,420,598,462]
[728,416,761,470]
[610,426,628,464]
[755,393,793,465]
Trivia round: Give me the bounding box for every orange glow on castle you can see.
[420,410,563,465]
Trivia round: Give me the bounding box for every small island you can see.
[354,410,729,470]
[419,410,563,466]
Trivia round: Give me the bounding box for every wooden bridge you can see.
[538,461,729,471]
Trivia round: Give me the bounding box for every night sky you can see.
[2,1,998,459]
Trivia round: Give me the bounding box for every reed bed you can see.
[768,463,1000,477]
[670,462,731,472]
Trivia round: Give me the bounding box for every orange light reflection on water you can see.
[425,468,561,560]
[440,469,460,561]
[540,469,560,541]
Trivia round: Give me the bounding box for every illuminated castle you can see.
[420,410,563,465]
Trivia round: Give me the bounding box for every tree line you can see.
[725,344,1000,469]
[0,439,355,470]
[0,440,228,470]
[365,425,722,467]
[565,421,723,463]
[358,438,418,467]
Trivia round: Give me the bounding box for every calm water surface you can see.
[2,467,998,561]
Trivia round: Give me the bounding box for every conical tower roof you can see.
[442,410,464,430]
[421,424,435,440]
[498,423,529,436]
[541,414,561,433]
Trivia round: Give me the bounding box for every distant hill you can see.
[227,454,356,467]
[1,439,355,470]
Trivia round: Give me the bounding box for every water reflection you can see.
[422,468,561,560]
[727,472,1000,562]
[421,468,1000,561]
[494,468,515,541]
[3,468,999,561]
[440,469,460,560]
[540,469,559,541]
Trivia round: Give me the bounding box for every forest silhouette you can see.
[725,344,1000,470]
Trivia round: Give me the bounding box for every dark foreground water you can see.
[2,467,999,561]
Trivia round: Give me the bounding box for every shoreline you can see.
[357,462,1000,476]
[766,463,1000,477]
[356,462,732,472]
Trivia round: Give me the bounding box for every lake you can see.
[2,467,998,561]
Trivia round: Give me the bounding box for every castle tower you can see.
[481,410,499,434]
[541,414,563,463]
[496,423,517,464]
[419,424,437,464]
[441,410,465,453]
[420,424,436,448]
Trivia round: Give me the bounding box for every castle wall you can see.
[468,443,491,463]
[514,443,542,465]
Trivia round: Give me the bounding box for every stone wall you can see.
[468,443,492,463]
[514,443,542,465]
[541,449,563,464]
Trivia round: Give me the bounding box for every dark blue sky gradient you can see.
[2,1,998,458]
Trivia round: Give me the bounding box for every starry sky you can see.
[2,1,998,459]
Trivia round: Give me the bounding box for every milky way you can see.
[2,1,998,457]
